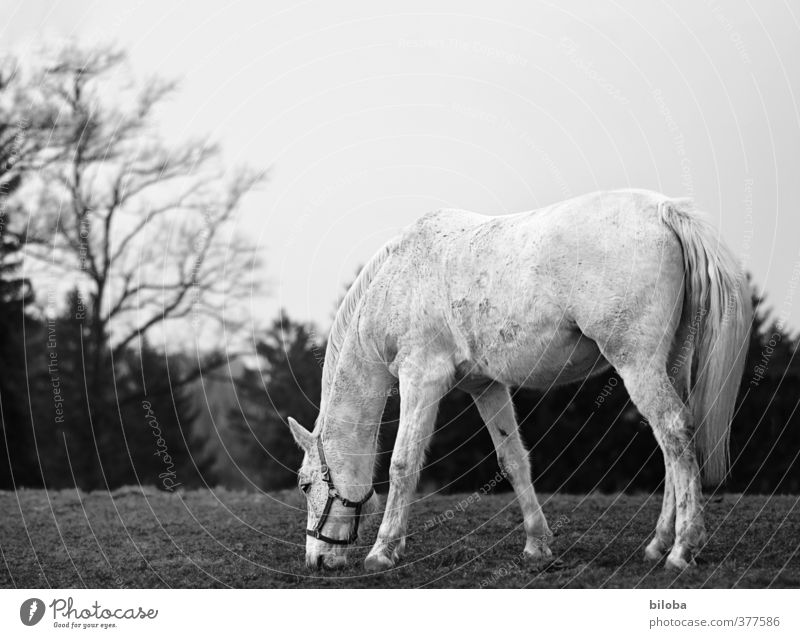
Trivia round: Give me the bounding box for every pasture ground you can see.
[1,489,797,588]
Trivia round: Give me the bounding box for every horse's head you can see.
[287,417,377,570]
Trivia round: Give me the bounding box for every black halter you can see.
[306,437,374,546]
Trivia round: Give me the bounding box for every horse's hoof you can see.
[644,538,670,562]
[364,552,394,573]
[665,556,691,570]
[392,538,406,563]
[523,543,553,564]
[665,548,695,570]
[644,546,665,562]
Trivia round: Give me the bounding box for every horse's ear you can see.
[287,417,313,452]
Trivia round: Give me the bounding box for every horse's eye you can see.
[298,481,311,494]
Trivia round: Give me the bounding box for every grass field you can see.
[1,489,798,588]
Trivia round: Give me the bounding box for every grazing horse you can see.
[286,189,750,572]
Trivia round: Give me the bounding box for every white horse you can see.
[286,189,750,572]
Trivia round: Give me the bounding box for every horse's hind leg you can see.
[472,383,552,562]
[645,466,676,561]
[645,332,693,562]
[615,357,705,569]
[364,356,452,572]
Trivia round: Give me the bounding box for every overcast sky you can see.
[5,0,800,335]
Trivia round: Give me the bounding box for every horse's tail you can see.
[659,199,751,485]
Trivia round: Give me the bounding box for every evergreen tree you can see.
[226,311,322,490]
[0,63,51,488]
[0,201,36,488]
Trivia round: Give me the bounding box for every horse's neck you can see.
[318,345,392,491]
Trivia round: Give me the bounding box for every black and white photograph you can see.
[1,0,799,633]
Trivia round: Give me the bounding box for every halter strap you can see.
[306,437,374,546]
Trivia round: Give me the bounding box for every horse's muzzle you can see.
[307,553,348,571]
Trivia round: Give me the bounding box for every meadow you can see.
[1,489,797,588]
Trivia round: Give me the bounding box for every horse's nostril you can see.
[316,555,324,570]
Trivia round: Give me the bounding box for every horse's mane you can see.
[320,237,400,410]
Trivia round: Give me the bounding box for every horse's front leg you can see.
[472,383,552,562]
[365,361,450,572]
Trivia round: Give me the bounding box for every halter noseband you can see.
[306,437,374,546]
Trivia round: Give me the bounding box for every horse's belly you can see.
[466,323,609,389]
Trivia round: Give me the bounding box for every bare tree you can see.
[21,44,265,395]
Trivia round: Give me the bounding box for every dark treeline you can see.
[2,279,797,494]
[0,290,213,491]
